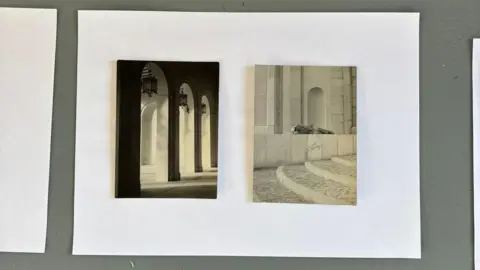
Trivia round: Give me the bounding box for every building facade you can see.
[254,65,357,135]
[253,66,357,169]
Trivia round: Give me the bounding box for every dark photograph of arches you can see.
[250,65,357,205]
[115,60,219,199]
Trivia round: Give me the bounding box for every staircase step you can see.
[331,155,356,167]
[252,168,313,204]
[276,165,356,205]
[305,160,356,187]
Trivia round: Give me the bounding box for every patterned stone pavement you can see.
[310,159,357,178]
[282,165,357,205]
[252,168,313,204]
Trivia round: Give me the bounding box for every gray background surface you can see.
[0,0,474,269]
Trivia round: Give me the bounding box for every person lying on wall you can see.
[290,124,335,135]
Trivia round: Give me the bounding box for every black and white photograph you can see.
[250,65,357,205]
[115,60,219,199]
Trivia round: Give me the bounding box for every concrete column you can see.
[201,112,212,170]
[265,66,276,134]
[167,78,181,182]
[211,72,219,168]
[184,109,196,174]
[351,67,357,131]
[194,91,203,172]
[115,60,144,198]
[155,94,169,182]
[300,66,305,125]
[211,111,218,168]
[264,66,284,134]
[254,66,267,131]
[140,108,149,165]
[149,112,156,164]
[179,109,186,173]
[201,96,212,171]
[342,67,353,134]
[289,67,302,126]
[274,66,283,134]
[282,66,292,133]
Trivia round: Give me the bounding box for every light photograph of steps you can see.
[249,65,357,206]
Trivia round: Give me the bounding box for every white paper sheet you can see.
[473,39,480,269]
[74,11,420,258]
[0,8,57,253]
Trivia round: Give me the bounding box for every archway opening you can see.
[139,63,169,183]
[307,87,326,129]
[140,104,157,166]
[201,95,212,171]
[179,83,195,175]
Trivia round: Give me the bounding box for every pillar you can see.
[168,78,181,181]
[181,87,196,174]
[265,66,283,134]
[254,66,268,133]
[139,106,149,165]
[342,67,353,134]
[201,101,212,171]
[274,66,283,134]
[211,111,218,168]
[115,60,143,198]
[210,66,219,168]
[289,66,302,127]
[351,67,357,131]
[265,66,276,134]
[155,94,169,182]
[194,90,203,172]
[282,66,292,134]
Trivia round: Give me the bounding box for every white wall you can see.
[253,134,357,169]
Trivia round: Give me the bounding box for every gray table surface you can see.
[0,0,475,269]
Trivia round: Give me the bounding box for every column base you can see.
[169,172,182,182]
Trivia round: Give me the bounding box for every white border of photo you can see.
[74,11,420,258]
[0,7,57,253]
[473,39,480,269]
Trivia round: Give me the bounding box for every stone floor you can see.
[309,160,357,178]
[252,168,313,204]
[141,184,217,199]
[141,178,217,189]
[140,171,218,199]
[343,155,357,163]
[282,165,356,205]
[252,155,357,205]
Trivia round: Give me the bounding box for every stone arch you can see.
[179,82,196,174]
[307,87,326,129]
[201,95,212,171]
[139,62,169,182]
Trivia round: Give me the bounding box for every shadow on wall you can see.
[253,134,357,169]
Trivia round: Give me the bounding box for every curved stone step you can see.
[252,168,313,204]
[276,165,356,205]
[305,160,356,187]
[331,155,356,167]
